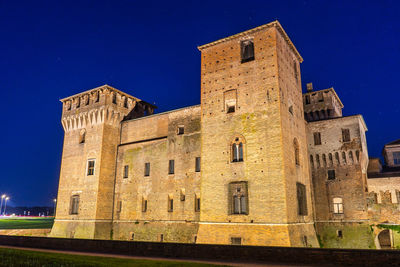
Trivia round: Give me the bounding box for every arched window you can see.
[231,137,244,162]
[229,182,248,215]
[294,138,300,166]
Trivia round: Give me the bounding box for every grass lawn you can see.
[0,217,54,229]
[0,247,227,267]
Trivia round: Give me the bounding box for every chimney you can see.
[306,83,313,92]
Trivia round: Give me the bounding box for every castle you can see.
[50,21,400,249]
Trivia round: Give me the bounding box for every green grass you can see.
[0,247,226,267]
[0,217,54,229]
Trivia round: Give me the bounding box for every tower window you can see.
[293,60,298,81]
[232,137,244,162]
[123,97,128,108]
[328,170,336,180]
[168,196,173,212]
[112,93,117,104]
[195,194,200,212]
[241,40,254,63]
[142,197,147,212]
[229,182,248,215]
[342,129,350,142]
[227,104,235,113]
[318,92,324,102]
[79,129,86,144]
[180,189,185,201]
[305,95,310,105]
[177,126,184,135]
[333,197,343,214]
[314,132,321,145]
[76,97,80,108]
[87,159,95,176]
[123,165,129,178]
[337,230,343,238]
[144,162,150,176]
[95,92,100,102]
[294,138,300,166]
[70,195,80,215]
[393,152,400,165]
[296,183,307,216]
[195,157,201,172]
[168,160,175,175]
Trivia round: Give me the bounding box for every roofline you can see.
[308,114,368,131]
[384,139,400,147]
[122,104,201,124]
[197,20,303,63]
[303,87,344,108]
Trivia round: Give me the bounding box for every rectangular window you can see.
[144,162,150,176]
[168,160,175,175]
[123,97,128,108]
[112,93,117,104]
[70,195,79,215]
[227,104,235,113]
[195,157,201,172]
[296,183,308,216]
[168,196,173,212]
[305,95,311,105]
[328,170,336,180]
[293,61,298,81]
[177,126,184,135]
[342,129,350,142]
[142,197,147,212]
[123,165,129,178]
[229,182,248,215]
[314,132,321,145]
[393,152,400,165]
[333,197,343,214]
[241,40,254,63]
[87,159,95,176]
[231,237,242,245]
[195,195,200,212]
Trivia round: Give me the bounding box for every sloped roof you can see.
[385,139,400,146]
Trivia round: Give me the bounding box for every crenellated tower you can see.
[50,84,155,239]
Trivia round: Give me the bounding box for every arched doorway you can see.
[378,230,391,249]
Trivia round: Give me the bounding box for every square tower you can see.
[196,21,318,246]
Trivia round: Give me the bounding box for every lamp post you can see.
[3,197,9,216]
[0,194,5,215]
[53,198,57,217]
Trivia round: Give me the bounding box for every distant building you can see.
[50,21,400,249]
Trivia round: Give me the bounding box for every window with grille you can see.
[342,129,350,142]
[123,165,129,178]
[314,132,321,145]
[87,159,95,176]
[229,182,248,215]
[296,183,307,216]
[333,197,343,214]
[144,162,150,176]
[70,195,80,215]
[168,160,175,175]
[241,40,254,63]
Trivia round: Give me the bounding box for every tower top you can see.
[197,20,303,63]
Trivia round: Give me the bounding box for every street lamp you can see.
[53,198,57,217]
[0,195,6,216]
[3,197,9,216]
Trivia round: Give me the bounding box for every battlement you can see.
[303,85,343,122]
[60,85,156,131]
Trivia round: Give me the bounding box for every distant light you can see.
[1,195,5,199]
[5,197,9,200]
[53,199,57,202]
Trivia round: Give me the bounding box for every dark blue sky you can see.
[1,1,399,206]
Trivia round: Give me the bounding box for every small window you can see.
[195,195,200,212]
[180,189,185,201]
[328,170,335,180]
[123,165,129,178]
[79,129,86,144]
[229,182,248,215]
[168,196,173,212]
[293,61,298,81]
[394,152,400,165]
[160,234,164,242]
[123,97,128,108]
[231,237,242,245]
[131,233,135,241]
[177,126,184,135]
[144,162,150,176]
[117,201,122,213]
[70,195,80,215]
[241,40,254,63]
[305,95,310,105]
[333,197,343,214]
[294,138,300,166]
[95,92,100,103]
[87,159,95,176]
[76,97,80,108]
[227,104,235,113]
[296,183,307,216]
[112,93,117,104]
[337,230,343,238]
[289,105,293,115]
[232,138,244,163]
[342,129,350,142]
[168,160,175,175]
[142,197,147,212]
[314,132,321,145]
[195,157,201,172]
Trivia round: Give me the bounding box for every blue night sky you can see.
[0,1,399,206]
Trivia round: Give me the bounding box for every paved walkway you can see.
[0,245,317,267]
